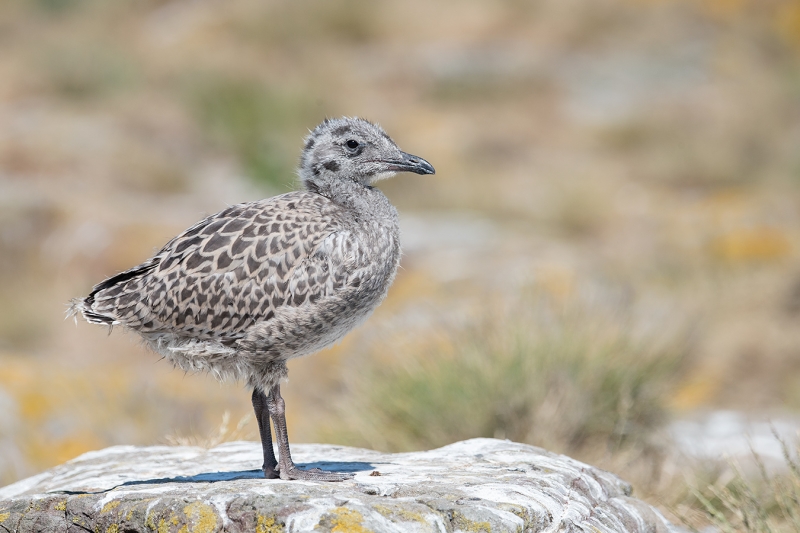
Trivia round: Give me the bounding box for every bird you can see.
[68,117,435,481]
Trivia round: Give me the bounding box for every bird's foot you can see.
[279,465,354,482]
[261,461,281,479]
[262,465,280,479]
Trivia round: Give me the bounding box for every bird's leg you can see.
[266,384,354,482]
[251,388,279,479]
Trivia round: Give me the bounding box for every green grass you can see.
[185,76,308,190]
[328,297,691,461]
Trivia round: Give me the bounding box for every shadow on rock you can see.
[48,461,377,495]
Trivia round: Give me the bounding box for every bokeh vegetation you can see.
[329,296,690,459]
[1,0,800,528]
[186,76,309,189]
[679,436,800,532]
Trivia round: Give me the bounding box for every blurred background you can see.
[1,0,800,528]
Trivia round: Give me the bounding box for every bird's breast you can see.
[328,220,400,291]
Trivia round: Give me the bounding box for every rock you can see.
[0,438,682,532]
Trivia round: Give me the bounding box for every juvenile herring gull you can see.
[69,117,435,481]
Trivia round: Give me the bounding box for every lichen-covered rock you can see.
[0,438,682,532]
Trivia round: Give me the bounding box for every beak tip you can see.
[394,151,436,175]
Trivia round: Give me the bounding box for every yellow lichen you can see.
[328,507,372,533]
[101,500,120,514]
[498,503,527,522]
[372,505,392,519]
[452,511,491,533]
[154,514,180,533]
[0,512,10,523]
[256,514,284,533]
[54,500,67,512]
[370,505,424,523]
[107,525,119,533]
[160,516,177,533]
[183,501,218,533]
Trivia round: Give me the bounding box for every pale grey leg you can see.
[267,384,354,482]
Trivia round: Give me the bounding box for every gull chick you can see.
[69,117,435,481]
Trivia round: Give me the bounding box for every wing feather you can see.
[84,192,356,340]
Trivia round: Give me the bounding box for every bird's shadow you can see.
[121,461,375,486]
[51,462,376,494]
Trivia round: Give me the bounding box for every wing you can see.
[85,192,356,340]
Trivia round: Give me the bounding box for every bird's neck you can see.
[304,175,391,218]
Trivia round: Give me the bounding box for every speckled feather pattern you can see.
[68,117,422,392]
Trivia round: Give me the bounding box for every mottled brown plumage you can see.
[69,117,435,481]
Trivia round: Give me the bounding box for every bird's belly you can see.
[278,272,395,358]
[240,241,399,362]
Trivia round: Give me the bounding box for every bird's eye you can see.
[345,139,359,150]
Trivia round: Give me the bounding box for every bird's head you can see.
[298,117,435,191]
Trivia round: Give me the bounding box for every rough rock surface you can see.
[0,438,681,532]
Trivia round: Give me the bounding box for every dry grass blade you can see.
[681,435,800,533]
[772,432,800,531]
[690,486,738,533]
[164,411,252,449]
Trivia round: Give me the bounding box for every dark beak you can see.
[387,152,436,175]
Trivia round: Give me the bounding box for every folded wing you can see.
[77,192,354,342]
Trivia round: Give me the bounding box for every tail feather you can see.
[68,258,159,327]
[66,297,118,326]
